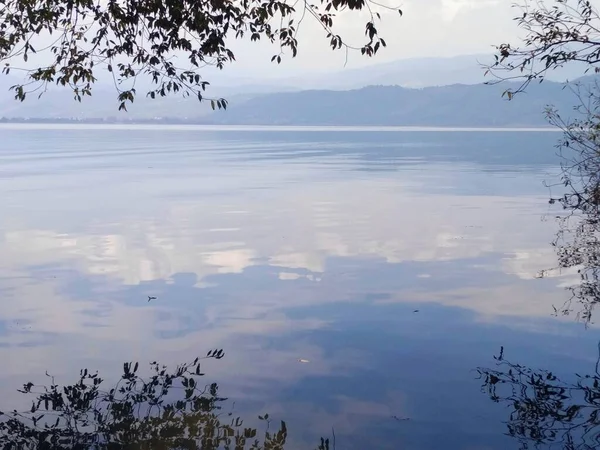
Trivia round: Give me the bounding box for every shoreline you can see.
[0,123,560,132]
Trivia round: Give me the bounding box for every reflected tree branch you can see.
[477,345,600,450]
[0,349,331,449]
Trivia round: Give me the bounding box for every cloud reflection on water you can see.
[0,128,584,449]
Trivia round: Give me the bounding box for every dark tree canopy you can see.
[0,0,401,110]
[0,350,333,449]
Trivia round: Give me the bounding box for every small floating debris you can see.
[392,415,411,422]
[298,359,310,363]
[413,310,419,313]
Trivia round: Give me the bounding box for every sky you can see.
[222,0,520,77]
[1,0,588,87]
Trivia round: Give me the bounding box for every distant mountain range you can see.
[0,54,591,126]
[205,80,580,127]
[205,53,586,91]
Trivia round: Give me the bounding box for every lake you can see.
[0,124,597,449]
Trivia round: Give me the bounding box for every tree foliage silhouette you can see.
[0,349,331,449]
[486,1,600,324]
[487,0,600,97]
[477,345,600,450]
[0,0,402,110]
[533,84,600,324]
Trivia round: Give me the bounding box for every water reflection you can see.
[0,126,587,449]
[0,352,316,450]
[478,345,600,450]
[545,215,600,324]
[469,113,600,450]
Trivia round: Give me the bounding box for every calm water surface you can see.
[0,125,595,449]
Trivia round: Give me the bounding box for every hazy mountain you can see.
[251,54,590,91]
[1,53,591,120]
[0,53,592,125]
[1,80,583,126]
[206,81,580,127]
[0,72,296,119]
[0,81,265,120]
[280,54,495,90]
